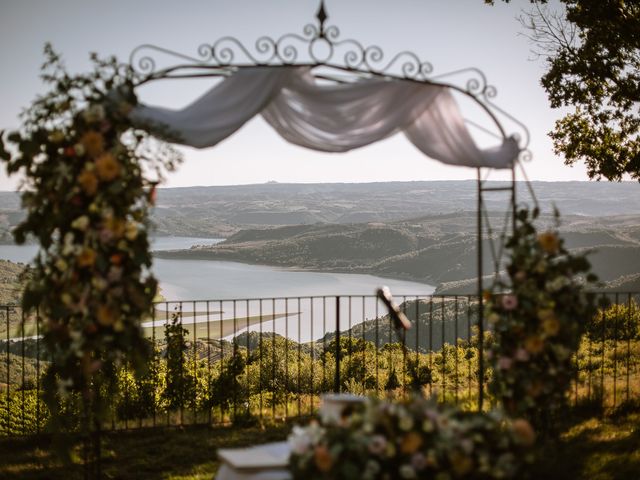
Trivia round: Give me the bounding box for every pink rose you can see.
[501,294,518,311]
[411,453,427,470]
[368,435,387,456]
[515,348,530,362]
[498,356,513,370]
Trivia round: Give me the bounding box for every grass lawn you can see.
[0,423,291,480]
[0,412,637,479]
[530,410,640,480]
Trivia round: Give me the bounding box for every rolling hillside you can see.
[1,181,638,241]
[155,212,640,291]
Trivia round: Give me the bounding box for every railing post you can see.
[477,169,485,412]
[334,296,341,393]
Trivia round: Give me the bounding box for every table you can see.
[215,441,292,480]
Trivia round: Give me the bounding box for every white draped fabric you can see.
[131,67,519,169]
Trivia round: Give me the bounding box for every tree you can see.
[487,1,640,181]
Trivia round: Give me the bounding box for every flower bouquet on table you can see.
[288,395,535,480]
[486,207,600,431]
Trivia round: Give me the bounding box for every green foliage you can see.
[206,342,247,412]
[116,345,165,420]
[0,389,47,436]
[489,0,640,181]
[587,300,640,341]
[487,207,600,431]
[0,44,181,442]
[384,367,401,391]
[2,327,639,437]
[162,313,196,410]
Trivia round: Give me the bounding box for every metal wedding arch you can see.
[126,0,536,408]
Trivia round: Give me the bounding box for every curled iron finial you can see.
[316,0,328,37]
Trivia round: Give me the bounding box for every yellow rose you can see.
[400,431,423,455]
[537,308,555,322]
[538,231,560,254]
[61,292,73,306]
[314,445,333,473]
[542,317,561,336]
[524,335,545,355]
[96,304,117,327]
[512,418,536,446]
[55,258,68,272]
[78,169,98,196]
[77,248,96,268]
[124,221,139,241]
[105,217,126,238]
[80,131,105,158]
[95,152,121,181]
[449,451,474,477]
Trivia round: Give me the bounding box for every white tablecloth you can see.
[215,441,292,480]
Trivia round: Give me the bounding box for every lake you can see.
[0,237,434,342]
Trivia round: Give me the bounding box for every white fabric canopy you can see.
[131,67,519,169]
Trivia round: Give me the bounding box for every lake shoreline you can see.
[153,248,438,288]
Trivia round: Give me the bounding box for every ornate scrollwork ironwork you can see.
[128,0,530,150]
[130,0,441,84]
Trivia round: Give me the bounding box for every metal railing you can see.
[1,292,639,436]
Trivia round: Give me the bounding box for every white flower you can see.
[62,233,80,256]
[362,460,380,480]
[368,434,387,455]
[398,414,414,431]
[399,464,417,479]
[91,277,108,291]
[546,276,570,292]
[71,215,90,231]
[411,452,427,470]
[125,221,139,241]
[288,425,318,455]
[74,143,86,156]
[55,258,68,272]
[422,418,434,432]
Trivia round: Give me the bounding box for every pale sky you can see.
[0,0,591,189]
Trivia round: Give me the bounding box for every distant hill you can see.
[151,181,640,237]
[155,212,640,291]
[1,181,638,241]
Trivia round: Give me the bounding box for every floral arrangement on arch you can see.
[288,395,535,480]
[486,207,599,429]
[0,45,180,427]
